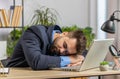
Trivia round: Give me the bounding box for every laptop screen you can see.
[79,38,114,71]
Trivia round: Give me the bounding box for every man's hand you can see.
[68,55,84,67]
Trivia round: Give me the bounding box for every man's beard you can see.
[49,45,61,56]
[49,45,69,56]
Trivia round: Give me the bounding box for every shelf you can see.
[0,27,23,28]
[0,0,25,43]
[0,0,24,40]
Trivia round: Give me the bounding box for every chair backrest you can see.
[0,60,4,68]
[1,58,10,67]
[0,41,8,67]
[0,41,7,60]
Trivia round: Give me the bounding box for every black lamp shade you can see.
[101,20,115,34]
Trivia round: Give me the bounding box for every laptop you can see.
[51,38,114,72]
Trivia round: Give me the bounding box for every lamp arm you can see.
[112,10,120,15]
[114,18,120,22]
[110,10,120,21]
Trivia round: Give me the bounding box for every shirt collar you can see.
[52,30,62,43]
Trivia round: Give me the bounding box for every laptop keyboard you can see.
[61,65,81,71]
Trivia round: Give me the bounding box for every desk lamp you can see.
[101,10,120,34]
[101,10,120,70]
[101,10,120,57]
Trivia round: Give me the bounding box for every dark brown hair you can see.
[67,30,87,55]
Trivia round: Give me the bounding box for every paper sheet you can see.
[0,68,9,74]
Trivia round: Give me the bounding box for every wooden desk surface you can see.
[2,67,120,79]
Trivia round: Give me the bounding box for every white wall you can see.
[24,0,90,27]
[89,0,97,34]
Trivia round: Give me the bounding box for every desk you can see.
[2,68,120,79]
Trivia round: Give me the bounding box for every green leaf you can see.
[61,25,95,48]
[7,26,29,57]
[100,61,109,65]
[30,6,58,26]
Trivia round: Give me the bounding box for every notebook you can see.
[51,38,114,72]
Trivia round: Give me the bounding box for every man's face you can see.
[53,36,77,56]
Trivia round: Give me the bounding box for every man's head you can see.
[49,30,87,56]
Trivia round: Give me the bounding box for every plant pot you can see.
[99,65,109,71]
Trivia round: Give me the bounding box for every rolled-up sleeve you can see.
[60,56,70,67]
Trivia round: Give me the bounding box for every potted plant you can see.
[30,6,59,26]
[99,61,109,71]
[7,26,28,57]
